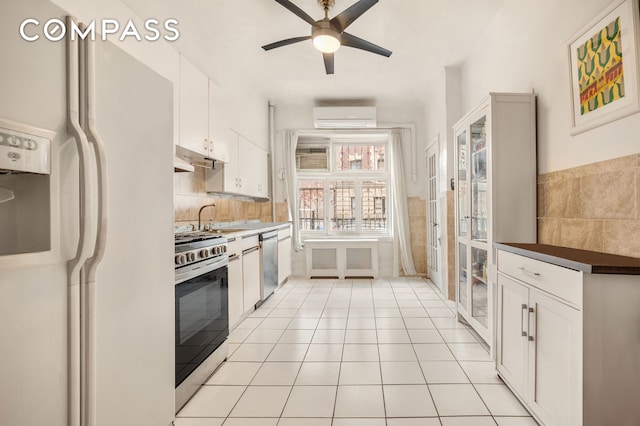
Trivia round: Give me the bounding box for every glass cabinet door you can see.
[458,242,468,311]
[470,246,488,327]
[457,131,468,238]
[471,117,487,242]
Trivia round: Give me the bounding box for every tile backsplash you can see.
[407,197,427,275]
[174,168,288,227]
[538,153,640,258]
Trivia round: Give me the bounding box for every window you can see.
[296,139,389,236]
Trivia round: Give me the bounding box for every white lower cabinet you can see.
[242,236,261,312]
[227,251,243,329]
[277,226,292,285]
[496,247,640,426]
[497,273,580,426]
[526,288,581,426]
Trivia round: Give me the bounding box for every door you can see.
[426,141,441,290]
[455,129,469,318]
[496,274,529,400]
[95,40,175,426]
[528,289,582,426]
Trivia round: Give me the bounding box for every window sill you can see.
[302,235,393,243]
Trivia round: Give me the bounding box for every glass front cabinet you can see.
[453,93,537,347]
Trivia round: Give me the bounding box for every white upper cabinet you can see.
[205,131,268,198]
[177,56,269,197]
[178,56,209,155]
[208,79,232,162]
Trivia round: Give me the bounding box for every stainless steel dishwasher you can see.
[259,230,279,303]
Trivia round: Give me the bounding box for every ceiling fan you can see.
[262,0,392,74]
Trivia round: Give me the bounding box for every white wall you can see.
[458,0,640,174]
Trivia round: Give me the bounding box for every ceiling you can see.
[121,0,506,107]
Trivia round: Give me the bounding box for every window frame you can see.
[296,137,391,237]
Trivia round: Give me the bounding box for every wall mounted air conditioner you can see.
[313,106,377,129]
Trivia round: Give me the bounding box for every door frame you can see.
[425,136,441,291]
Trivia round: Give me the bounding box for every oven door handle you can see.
[175,256,229,285]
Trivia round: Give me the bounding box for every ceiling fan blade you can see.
[341,32,392,57]
[323,52,335,74]
[274,0,317,25]
[331,0,378,32]
[262,36,311,51]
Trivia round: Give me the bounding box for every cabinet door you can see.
[457,242,469,317]
[496,274,529,400]
[179,56,209,155]
[205,130,239,194]
[208,80,231,162]
[528,289,582,426]
[278,236,292,284]
[237,137,268,198]
[242,247,261,312]
[227,255,244,329]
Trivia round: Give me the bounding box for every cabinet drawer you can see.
[278,227,291,240]
[498,250,582,307]
[242,235,259,251]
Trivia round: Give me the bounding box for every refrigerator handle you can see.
[83,27,108,284]
[66,16,93,426]
[66,16,95,279]
[80,28,107,426]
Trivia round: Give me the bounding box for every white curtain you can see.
[283,130,304,251]
[389,128,417,275]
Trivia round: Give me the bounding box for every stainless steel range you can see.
[174,231,229,413]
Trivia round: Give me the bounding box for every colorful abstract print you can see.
[577,17,625,115]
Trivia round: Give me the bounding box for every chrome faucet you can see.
[198,203,216,231]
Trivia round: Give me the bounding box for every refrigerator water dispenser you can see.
[0,119,53,256]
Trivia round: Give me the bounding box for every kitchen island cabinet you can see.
[495,243,640,426]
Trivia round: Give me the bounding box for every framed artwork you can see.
[567,0,640,135]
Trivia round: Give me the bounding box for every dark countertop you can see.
[494,243,640,275]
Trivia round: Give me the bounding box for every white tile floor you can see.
[176,277,538,426]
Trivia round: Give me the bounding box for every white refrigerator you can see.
[0,0,175,425]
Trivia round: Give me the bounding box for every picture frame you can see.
[567,0,640,135]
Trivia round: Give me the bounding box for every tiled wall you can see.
[538,153,640,258]
[174,167,288,227]
[407,197,427,275]
[445,191,455,300]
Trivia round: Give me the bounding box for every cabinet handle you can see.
[518,267,541,278]
[242,246,259,255]
[528,307,535,342]
[204,139,209,150]
[521,304,528,337]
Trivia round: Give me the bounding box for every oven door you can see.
[175,256,229,388]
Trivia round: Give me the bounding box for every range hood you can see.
[174,145,215,172]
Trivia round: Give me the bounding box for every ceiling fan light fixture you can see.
[312,27,341,53]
